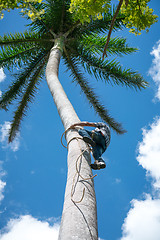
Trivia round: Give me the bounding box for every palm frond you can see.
[46,0,73,34]
[106,37,137,56]
[63,48,126,134]
[29,0,73,36]
[79,34,138,57]
[74,48,148,90]
[0,44,39,70]
[8,59,45,143]
[27,1,56,37]
[0,49,49,110]
[0,31,48,47]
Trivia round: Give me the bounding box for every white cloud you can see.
[0,179,6,202]
[120,117,160,240]
[148,40,160,100]
[121,195,160,240]
[0,161,6,203]
[137,117,160,189]
[0,68,6,83]
[0,121,20,152]
[0,68,6,97]
[0,215,60,240]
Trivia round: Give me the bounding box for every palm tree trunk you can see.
[46,38,98,240]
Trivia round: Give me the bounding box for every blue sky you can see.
[0,1,160,240]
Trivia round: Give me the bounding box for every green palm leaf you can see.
[74,48,148,90]
[8,59,46,143]
[0,44,38,70]
[30,0,73,36]
[79,34,137,56]
[0,31,45,47]
[0,49,49,110]
[0,30,53,70]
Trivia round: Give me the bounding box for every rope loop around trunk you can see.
[61,125,97,203]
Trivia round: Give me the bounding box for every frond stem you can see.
[0,38,54,46]
[103,0,124,58]
[64,20,80,38]
[0,46,36,65]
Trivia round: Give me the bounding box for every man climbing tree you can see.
[70,121,111,170]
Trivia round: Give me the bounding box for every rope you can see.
[60,126,79,149]
[61,125,97,203]
[71,138,97,203]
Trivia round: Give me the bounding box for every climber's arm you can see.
[69,121,97,129]
[70,121,110,129]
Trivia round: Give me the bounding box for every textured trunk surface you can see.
[46,39,98,240]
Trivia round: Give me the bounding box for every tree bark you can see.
[45,38,98,240]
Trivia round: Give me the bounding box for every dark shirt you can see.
[94,122,111,148]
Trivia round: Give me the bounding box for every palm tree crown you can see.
[0,0,147,142]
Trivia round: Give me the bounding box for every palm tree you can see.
[0,1,147,239]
